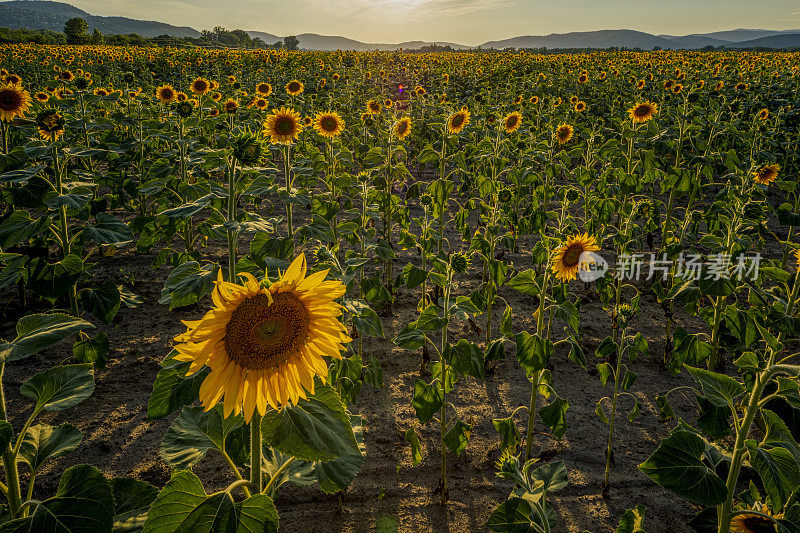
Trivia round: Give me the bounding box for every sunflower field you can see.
[0,43,799,533]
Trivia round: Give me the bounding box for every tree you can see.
[91,28,103,44]
[284,35,299,50]
[64,17,88,44]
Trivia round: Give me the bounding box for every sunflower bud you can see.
[450,253,469,274]
[173,101,193,118]
[565,189,579,202]
[122,71,135,84]
[233,131,264,166]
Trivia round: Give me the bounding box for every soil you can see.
[1,194,730,533]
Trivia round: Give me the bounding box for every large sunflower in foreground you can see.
[312,111,345,138]
[447,108,470,134]
[551,233,600,282]
[628,101,657,123]
[264,107,303,144]
[502,111,522,133]
[752,163,779,186]
[730,502,780,533]
[173,254,350,421]
[0,84,31,122]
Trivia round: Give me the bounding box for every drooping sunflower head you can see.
[730,502,779,533]
[263,107,303,144]
[190,77,210,95]
[256,82,272,97]
[173,100,194,119]
[59,70,74,82]
[551,233,601,282]
[0,84,31,122]
[173,254,350,421]
[36,108,65,141]
[628,101,658,123]
[752,163,779,186]
[74,76,91,91]
[555,123,574,144]
[312,111,345,139]
[232,129,265,166]
[447,108,471,134]
[285,80,304,95]
[502,111,522,134]
[393,116,412,141]
[156,84,176,104]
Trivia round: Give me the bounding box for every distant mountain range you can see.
[2,0,800,50]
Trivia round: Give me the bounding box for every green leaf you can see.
[313,414,365,493]
[412,379,443,424]
[404,427,423,466]
[78,281,121,325]
[443,419,471,456]
[147,351,208,420]
[685,365,744,408]
[142,470,278,533]
[493,416,521,452]
[20,364,94,412]
[638,427,727,506]
[0,210,50,249]
[515,332,552,380]
[82,213,133,245]
[0,465,114,533]
[402,263,428,289]
[161,405,245,470]
[111,478,159,533]
[446,340,485,380]
[351,306,384,339]
[159,262,218,310]
[28,255,84,302]
[0,313,93,363]
[507,269,540,296]
[746,441,800,510]
[73,332,110,368]
[539,396,569,439]
[615,505,646,533]
[0,421,11,451]
[19,423,82,474]
[261,381,358,462]
[486,497,534,533]
[532,461,568,493]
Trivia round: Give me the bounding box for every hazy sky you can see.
[65,0,800,44]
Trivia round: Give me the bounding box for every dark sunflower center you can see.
[558,128,570,139]
[224,292,310,370]
[451,113,465,128]
[320,116,338,132]
[507,116,518,128]
[195,80,207,91]
[161,89,173,99]
[561,243,584,268]
[288,82,301,92]
[275,116,295,135]
[259,84,269,93]
[397,121,408,134]
[370,102,380,111]
[0,90,20,111]
[741,516,776,533]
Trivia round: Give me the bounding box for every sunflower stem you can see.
[0,363,22,518]
[250,412,262,492]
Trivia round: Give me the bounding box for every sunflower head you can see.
[628,101,658,123]
[191,77,210,95]
[574,100,587,112]
[0,84,31,122]
[393,116,412,141]
[555,123,574,144]
[156,84,176,104]
[285,80,304,95]
[233,130,265,166]
[730,502,779,533]
[264,107,303,144]
[447,108,471,134]
[752,164,779,185]
[551,233,601,282]
[172,254,350,421]
[312,111,345,139]
[224,99,239,114]
[757,108,769,121]
[366,99,382,114]
[36,108,65,141]
[256,82,272,97]
[503,111,522,134]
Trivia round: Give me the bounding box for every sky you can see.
[64,0,800,45]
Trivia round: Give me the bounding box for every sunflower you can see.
[730,502,780,533]
[502,111,522,134]
[224,99,238,114]
[574,100,587,112]
[93,88,108,97]
[736,82,749,91]
[794,249,800,273]
[256,83,272,97]
[752,164,779,185]
[285,80,304,95]
[757,108,769,120]
[366,99,382,114]
[312,111,345,139]
[393,116,412,141]
[36,108,65,141]
[173,254,350,421]
[0,84,31,121]
[447,108,471,134]
[190,77,210,95]
[59,70,74,82]
[264,107,303,144]
[254,98,268,110]
[555,123,574,144]
[628,101,658,123]
[551,234,600,282]
[529,96,539,104]
[34,91,49,102]
[156,84,176,104]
